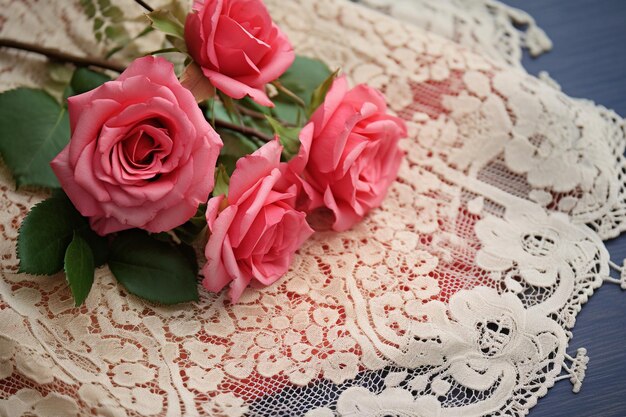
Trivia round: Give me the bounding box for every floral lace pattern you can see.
[0,153,607,417]
[272,0,626,237]
[0,0,623,416]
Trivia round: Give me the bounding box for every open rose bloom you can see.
[185,0,295,106]
[289,76,407,231]
[51,56,223,235]
[202,140,314,302]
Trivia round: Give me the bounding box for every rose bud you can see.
[184,0,295,107]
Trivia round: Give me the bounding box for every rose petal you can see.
[203,204,238,293]
[234,25,294,86]
[230,170,281,247]
[228,139,282,204]
[201,68,273,106]
[323,186,363,232]
[50,147,103,218]
[54,56,222,235]
[214,15,271,64]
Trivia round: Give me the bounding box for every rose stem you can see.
[1,37,276,142]
[214,119,274,143]
[235,104,297,127]
[133,0,154,12]
[236,105,269,120]
[272,81,306,108]
[0,38,125,73]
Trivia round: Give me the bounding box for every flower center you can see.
[123,130,157,167]
[521,229,559,257]
[476,316,515,357]
[119,118,169,173]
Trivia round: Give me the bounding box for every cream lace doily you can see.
[0,0,624,416]
[355,0,553,67]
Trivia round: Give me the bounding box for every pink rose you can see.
[202,140,314,302]
[50,56,222,235]
[184,0,295,107]
[290,76,407,231]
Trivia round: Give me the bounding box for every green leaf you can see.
[104,25,128,43]
[17,194,108,275]
[81,0,130,47]
[64,233,95,306]
[163,0,189,24]
[179,243,199,276]
[102,5,123,22]
[166,34,188,54]
[43,64,74,103]
[174,205,207,245]
[217,92,242,124]
[18,198,76,275]
[70,68,111,95]
[81,225,109,268]
[147,9,185,40]
[272,81,306,109]
[216,129,259,174]
[278,56,332,105]
[19,197,74,273]
[207,100,235,124]
[235,96,299,129]
[266,116,301,160]
[308,69,339,118]
[144,6,187,53]
[0,88,70,188]
[240,97,272,115]
[106,26,153,59]
[48,64,74,84]
[81,0,96,18]
[272,101,300,126]
[51,187,67,199]
[150,232,174,243]
[109,231,199,304]
[93,17,104,31]
[213,164,230,197]
[97,0,111,9]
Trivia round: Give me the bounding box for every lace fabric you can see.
[354,0,553,67]
[0,0,623,416]
[351,0,626,239]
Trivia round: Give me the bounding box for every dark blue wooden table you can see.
[501,1,626,416]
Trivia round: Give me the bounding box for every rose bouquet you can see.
[0,0,406,306]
